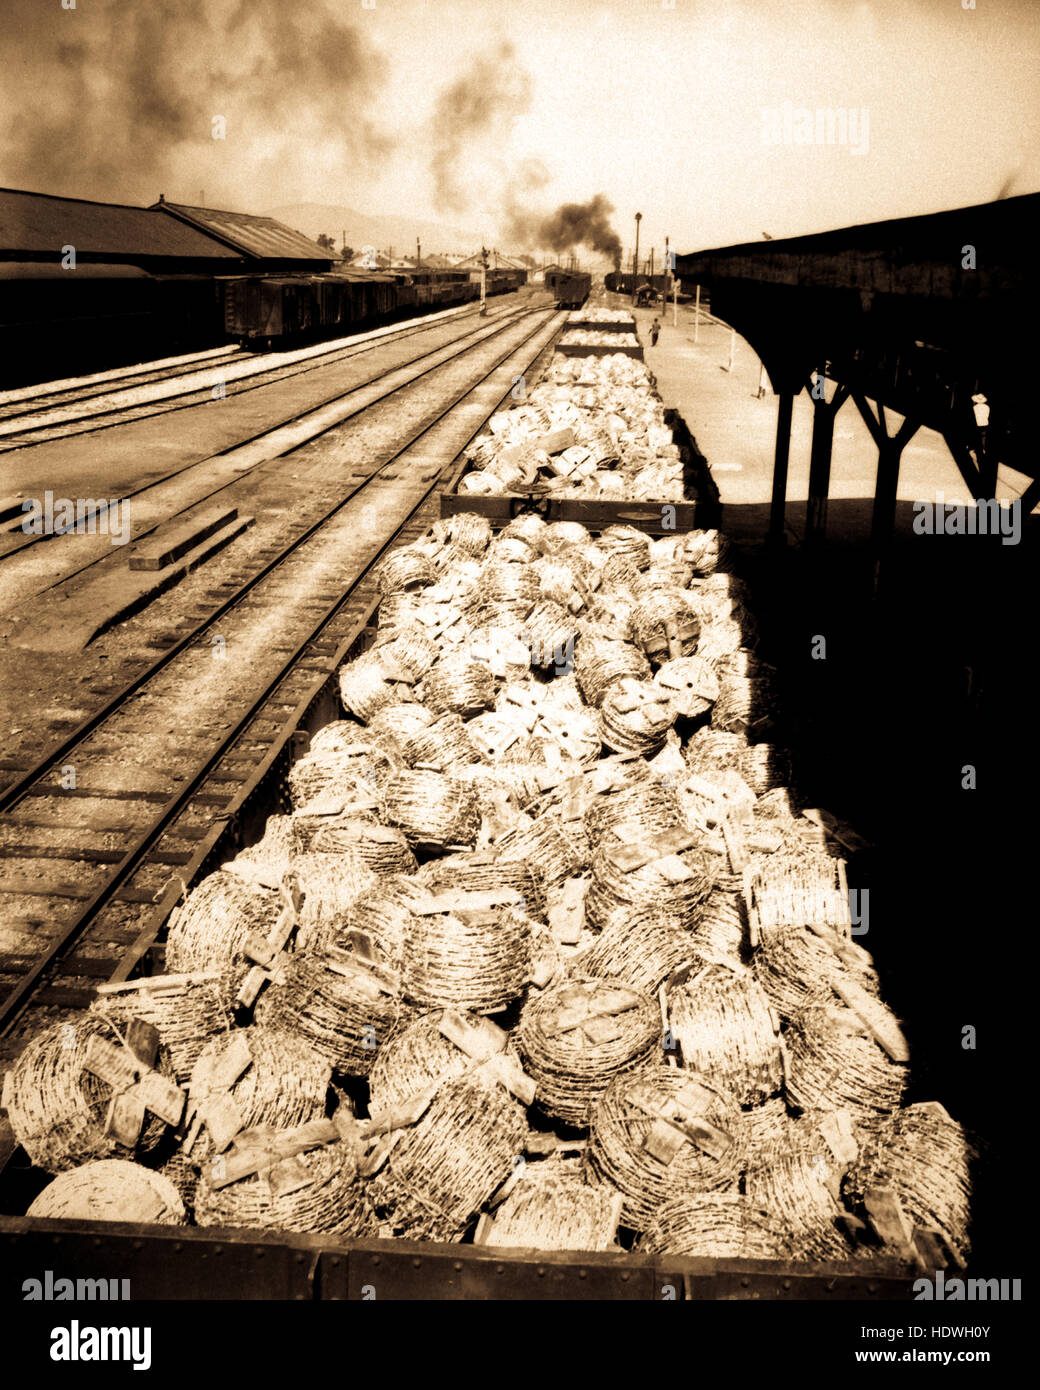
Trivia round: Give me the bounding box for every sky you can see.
[1,0,1037,258]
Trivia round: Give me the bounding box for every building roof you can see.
[154,200,332,263]
[0,187,242,262]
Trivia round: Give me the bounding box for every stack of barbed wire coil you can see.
[184,1026,331,1160]
[495,814,586,893]
[377,547,437,595]
[5,1014,175,1172]
[571,906,697,994]
[752,925,879,1024]
[90,974,232,1084]
[666,964,783,1104]
[784,1003,908,1130]
[585,842,715,932]
[689,891,746,969]
[28,1160,187,1225]
[421,655,497,717]
[381,770,482,850]
[574,637,651,706]
[486,1165,622,1252]
[744,1148,858,1261]
[598,680,676,755]
[402,902,532,1014]
[653,655,719,718]
[845,1102,974,1261]
[193,1133,372,1236]
[371,1076,526,1240]
[164,869,282,991]
[587,1067,745,1228]
[308,819,417,878]
[516,977,659,1126]
[640,1191,793,1258]
[256,952,409,1077]
[401,711,479,772]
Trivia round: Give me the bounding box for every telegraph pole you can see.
[480,245,489,316]
[633,212,642,300]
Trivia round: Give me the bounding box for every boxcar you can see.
[469,268,528,296]
[0,262,221,386]
[222,272,397,345]
[545,269,591,309]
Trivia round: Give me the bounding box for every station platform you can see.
[615,294,1035,550]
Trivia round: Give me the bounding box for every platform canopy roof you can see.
[675,192,1040,495]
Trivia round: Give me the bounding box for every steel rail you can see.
[0,308,562,1033]
[0,304,527,575]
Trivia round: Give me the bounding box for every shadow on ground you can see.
[729,500,1034,1269]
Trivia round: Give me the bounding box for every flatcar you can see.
[545,269,591,309]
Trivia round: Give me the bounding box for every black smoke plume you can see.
[505,193,623,268]
[0,0,393,206]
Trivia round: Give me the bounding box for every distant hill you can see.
[265,203,491,257]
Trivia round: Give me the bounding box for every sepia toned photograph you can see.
[0,0,1033,1356]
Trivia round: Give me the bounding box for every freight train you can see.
[223,266,528,348]
[0,264,529,384]
[605,271,695,303]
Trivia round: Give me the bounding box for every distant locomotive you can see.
[544,269,591,309]
[605,271,694,303]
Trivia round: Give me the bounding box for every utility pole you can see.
[416,237,421,268]
[633,213,642,300]
[480,245,488,316]
[664,235,673,323]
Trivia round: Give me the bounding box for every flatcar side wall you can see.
[0,1216,914,1300]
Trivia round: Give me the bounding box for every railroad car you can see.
[0,262,222,386]
[469,267,528,296]
[221,271,400,346]
[605,270,695,303]
[407,268,479,309]
[545,269,591,309]
[221,268,487,346]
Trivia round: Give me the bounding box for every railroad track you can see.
[0,344,251,421]
[0,343,245,410]
[0,300,513,449]
[0,302,533,589]
[0,304,564,1045]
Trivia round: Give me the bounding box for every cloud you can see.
[0,0,394,207]
[429,40,533,213]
